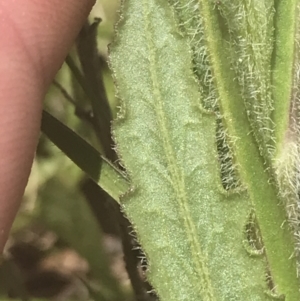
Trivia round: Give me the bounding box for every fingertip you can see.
[0,0,95,251]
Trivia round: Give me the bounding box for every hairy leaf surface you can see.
[110,1,268,300]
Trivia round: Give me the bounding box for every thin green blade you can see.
[40,110,129,202]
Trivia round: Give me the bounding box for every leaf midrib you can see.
[142,1,216,300]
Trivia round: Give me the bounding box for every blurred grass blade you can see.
[40,110,129,203]
[65,55,92,104]
[76,20,116,160]
[66,48,116,160]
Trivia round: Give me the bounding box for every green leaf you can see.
[189,1,300,299]
[110,1,270,300]
[40,110,129,203]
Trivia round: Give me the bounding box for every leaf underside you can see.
[110,1,270,300]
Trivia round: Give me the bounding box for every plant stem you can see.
[199,1,300,299]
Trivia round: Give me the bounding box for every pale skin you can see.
[0,0,95,252]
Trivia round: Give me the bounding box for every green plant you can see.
[42,1,300,300]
